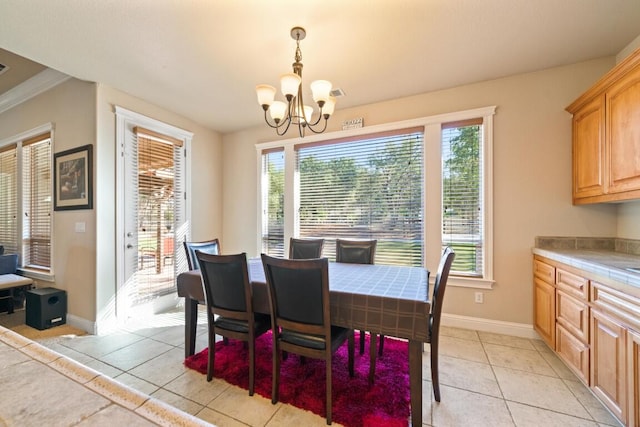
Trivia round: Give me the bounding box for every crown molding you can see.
[0,68,71,115]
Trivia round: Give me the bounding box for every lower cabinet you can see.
[534,277,555,348]
[628,327,640,427]
[556,322,590,383]
[533,255,640,427]
[591,308,628,423]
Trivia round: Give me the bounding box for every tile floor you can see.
[16,307,623,427]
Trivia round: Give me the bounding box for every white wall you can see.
[221,57,619,326]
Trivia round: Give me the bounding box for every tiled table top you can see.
[0,325,213,427]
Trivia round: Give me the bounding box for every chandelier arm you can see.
[275,103,294,136]
[304,118,329,134]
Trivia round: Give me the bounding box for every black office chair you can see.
[289,237,324,259]
[183,238,220,270]
[196,252,270,396]
[261,254,354,425]
[428,246,455,402]
[335,238,380,385]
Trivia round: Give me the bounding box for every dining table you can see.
[177,258,430,426]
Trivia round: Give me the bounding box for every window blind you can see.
[132,127,183,301]
[22,134,52,270]
[0,144,18,254]
[296,128,424,266]
[441,119,484,277]
[261,148,285,257]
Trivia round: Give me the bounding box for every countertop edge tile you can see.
[532,247,640,289]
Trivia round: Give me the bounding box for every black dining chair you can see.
[196,251,270,396]
[261,254,354,425]
[428,246,455,402]
[289,237,324,259]
[335,238,380,384]
[184,238,220,270]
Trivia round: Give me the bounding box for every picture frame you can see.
[54,144,93,211]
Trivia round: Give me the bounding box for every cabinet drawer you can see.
[556,268,589,300]
[556,290,589,343]
[592,281,640,332]
[556,323,590,384]
[534,259,555,283]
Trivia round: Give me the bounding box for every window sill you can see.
[430,275,494,289]
[17,268,55,283]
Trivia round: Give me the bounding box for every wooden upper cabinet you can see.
[607,69,640,194]
[572,96,605,200]
[567,47,640,204]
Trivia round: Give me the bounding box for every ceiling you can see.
[1,1,639,134]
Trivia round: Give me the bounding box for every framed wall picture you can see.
[54,144,93,210]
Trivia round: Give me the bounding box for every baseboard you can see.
[441,313,539,339]
[66,314,97,335]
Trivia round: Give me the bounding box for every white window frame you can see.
[256,106,496,288]
[0,123,55,281]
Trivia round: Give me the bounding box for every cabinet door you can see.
[630,329,640,427]
[556,289,589,343]
[607,67,640,194]
[573,95,605,200]
[534,278,555,348]
[591,308,628,424]
[556,323,589,384]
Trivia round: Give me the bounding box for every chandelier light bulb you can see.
[280,73,302,99]
[256,84,276,109]
[323,96,336,117]
[269,101,287,122]
[310,80,332,105]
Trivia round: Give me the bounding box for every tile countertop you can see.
[0,325,213,427]
[532,237,640,289]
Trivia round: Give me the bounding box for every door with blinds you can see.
[118,120,188,317]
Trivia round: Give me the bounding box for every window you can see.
[0,127,53,273]
[442,119,484,277]
[258,106,495,286]
[296,129,423,266]
[0,144,18,254]
[261,149,285,257]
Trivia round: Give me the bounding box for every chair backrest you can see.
[430,247,456,338]
[289,237,324,260]
[335,239,377,265]
[196,252,252,316]
[261,254,330,335]
[184,238,220,270]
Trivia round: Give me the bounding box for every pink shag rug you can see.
[185,331,410,427]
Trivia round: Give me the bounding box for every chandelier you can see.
[256,26,336,137]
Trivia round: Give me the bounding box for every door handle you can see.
[126,244,133,249]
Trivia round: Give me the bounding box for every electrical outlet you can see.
[474,292,484,303]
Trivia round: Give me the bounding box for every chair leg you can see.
[348,331,355,377]
[248,338,255,396]
[207,328,215,382]
[430,339,441,402]
[272,339,280,405]
[378,334,385,356]
[326,354,332,425]
[359,330,365,355]
[368,333,377,386]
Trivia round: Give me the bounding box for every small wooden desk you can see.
[178,259,430,425]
